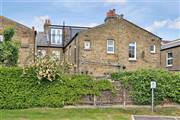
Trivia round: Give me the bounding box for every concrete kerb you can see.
[63,104,180,109]
[131,115,180,120]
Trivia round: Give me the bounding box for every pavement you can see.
[132,115,180,120]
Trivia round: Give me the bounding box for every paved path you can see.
[132,115,180,120]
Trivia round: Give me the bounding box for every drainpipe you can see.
[77,35,80,74]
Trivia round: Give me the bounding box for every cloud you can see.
[146,17,180,32]
[168,17,180,29]
[73,22,99,27]
[32,15,50,31]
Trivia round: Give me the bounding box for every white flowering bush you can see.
[33,56,59,81]
[25,55,74,82]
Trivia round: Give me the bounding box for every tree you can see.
[0,28,19,66]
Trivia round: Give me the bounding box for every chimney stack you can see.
[106,9,116,18]
[44,19,51,34]
[105,9,117,23]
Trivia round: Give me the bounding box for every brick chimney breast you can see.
[44,19,51,34]
[105,9,116,23]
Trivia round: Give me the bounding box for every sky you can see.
[0,0,180,40]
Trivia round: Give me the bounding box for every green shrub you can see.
[111,69,180,105]
[0,67,113,109]
[0,28,19,66]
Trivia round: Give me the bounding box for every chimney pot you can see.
[106,9,116,18]
[47,19,50,24]
[120,14,124,18]
[32,26,35,31]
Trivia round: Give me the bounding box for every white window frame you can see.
[150,44,156,53]
[51,28,62,45]
[84,41,91,50]
[128,42,136,60]
[0,35,3,42]
[166,52,173,67]
[52,51,60,60]
[37,49,46,58]
[107,39,114,54]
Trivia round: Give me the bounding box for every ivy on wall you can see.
[0,28,19,66]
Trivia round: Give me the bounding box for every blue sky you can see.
[0,0,180,40]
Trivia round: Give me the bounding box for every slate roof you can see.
[36,25,88,48]
[36,32,49,46]
[161,39,180,50]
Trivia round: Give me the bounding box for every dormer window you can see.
[150,45,156,53]
[51,28,62,45]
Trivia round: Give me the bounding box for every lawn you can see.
[0,107,179,120]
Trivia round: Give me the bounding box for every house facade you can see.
[36,19,88,62]
[64,10,162,76]
[0,16,35,66]
[5,10,179,76]
[161,39,180,71]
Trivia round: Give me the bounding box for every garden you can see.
[0,28,179,119]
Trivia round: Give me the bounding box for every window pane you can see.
[84,41,90,49]
[108,40,113,45]
[168,53,173,58]
[150,45,154,51]
[129,42,135,59]
[168,59,173,65]
[108,47,113,51]
[107,40,114,53]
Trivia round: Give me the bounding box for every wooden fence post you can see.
[123,88,126,107]
[94,95,96,106]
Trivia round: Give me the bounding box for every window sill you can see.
[84,48,91,51]
[150,51,156,54]
[107,52,115,55]
[166,65,173,67]
[128,58,137,61]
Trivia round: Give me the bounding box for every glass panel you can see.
[129,45,135,58]
[108,40,113,45]
[84,41,90,49]
[168,53,173,58]
[150,45,154,51]
[168,59,173,65]
[108,47,113,52]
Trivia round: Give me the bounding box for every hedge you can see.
[0,67,114,109]
[111,69,180,105]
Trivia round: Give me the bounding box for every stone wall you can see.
[37,47,64,62]
[0,16,35,66]
[64,14,161,76]
[80,81,132,105]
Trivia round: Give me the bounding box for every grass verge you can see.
[0,107,179,120]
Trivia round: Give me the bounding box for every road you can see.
[132,115,180,120]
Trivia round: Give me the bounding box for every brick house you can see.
[63,9,162,76]
[36,19,88,62]
[161,39,180,71]
[0,16,35,66]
